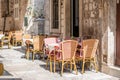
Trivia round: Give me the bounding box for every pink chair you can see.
[44,38,59,72]
[76,39,99,73]
[57,40,78,76]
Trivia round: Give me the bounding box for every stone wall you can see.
[101,0,120,78]
[24,0,46,35]
[80,0,120,77]
[44,0,50,34]
[0,0,28,31]
[0,0,1,17]
[81,0,103,70]
[19,0,28,30]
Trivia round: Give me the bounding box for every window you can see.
[52,0,59,29]
[14,0,19,19]
[24,17,28,26]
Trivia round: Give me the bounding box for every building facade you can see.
[0,0,120,78]
[45,0,120,78]
[0,0,28,31]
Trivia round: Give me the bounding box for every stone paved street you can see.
[0,46,119,80]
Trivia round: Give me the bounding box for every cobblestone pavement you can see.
[0,46,119,80]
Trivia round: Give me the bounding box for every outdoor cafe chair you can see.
[26,35,45,61]
[76,39,99,74]
[44,37,58,72]
[56,40,78,76]
[1,31,12,48]
[12,31,23,46]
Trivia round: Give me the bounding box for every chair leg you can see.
[46,58,49,68]
[50,57,52,72]
[73,60,78,75]
[26,50,29,60]
[8,42,11,49]
[93,58,98,72]
[65,63,68,69]
[1,42,3,48]
[54,58,56,73]
[12,40,14,46]
[21,41,23,46]
[32,52,35,61]
[61,61,64,76]
[82,60,85,74]
[15,41,17,46]
[70,62,72,71]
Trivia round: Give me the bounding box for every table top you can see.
[47,43,60,52]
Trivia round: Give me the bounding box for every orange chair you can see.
[27,35,45,61]
[12,32,23,46]
[1,31,12,48]
[58,40,78,76]
[76,39,99,73]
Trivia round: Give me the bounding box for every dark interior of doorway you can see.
[116,3,120,66]
[71,0,79,37]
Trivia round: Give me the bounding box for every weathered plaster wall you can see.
[0,0,28,31]
[101,0,120,78]
[80,0,120,77]
[107,0,116,66]
[101,0,116,65]
[101,0,109,64]
[0,0,2,17]
[81,0,103,70]
[24,0,46,35]
[44,0,50,34]
[65,0,70,38]
[19,0,28,30]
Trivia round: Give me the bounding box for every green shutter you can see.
[24,17,28,26]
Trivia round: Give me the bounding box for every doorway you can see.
[71,0,79,37]
[116,3,120,66]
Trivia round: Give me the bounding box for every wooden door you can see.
[116,3,120,66]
